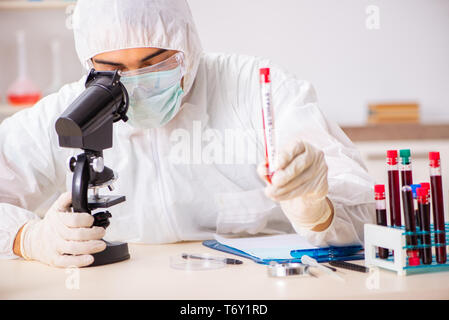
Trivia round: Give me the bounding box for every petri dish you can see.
[170,253,226,271]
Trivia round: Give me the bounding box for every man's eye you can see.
[142,61,156,68]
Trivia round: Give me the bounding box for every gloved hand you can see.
[20,192,107,268]
[257,138,333,231]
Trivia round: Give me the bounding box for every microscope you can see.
[55,69,130,266]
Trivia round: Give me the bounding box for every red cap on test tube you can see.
[386,150,398,165]
[420,182,430,194]
[259,68,271,83]
[420,182,430,189]
[429,152,440,168]
[416,187,430,203]
[374,184,385,200]
[417,187,427,198]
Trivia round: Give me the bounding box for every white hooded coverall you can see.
[0,0,375,259]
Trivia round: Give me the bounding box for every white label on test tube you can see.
[260,68,276,181]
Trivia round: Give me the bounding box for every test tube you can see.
[259,68,276,183]
[417,187,432,265]
[399,149,413,187]
[429,152,447,264]
[387,150,401,227]
[401,186,420,266]
[410,184,422,258]
[374,184,389,259]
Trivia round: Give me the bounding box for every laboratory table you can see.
[1,241,448,300]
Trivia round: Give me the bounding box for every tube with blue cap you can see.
[410,183,423,258]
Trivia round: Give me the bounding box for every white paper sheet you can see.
[214,234,319,260]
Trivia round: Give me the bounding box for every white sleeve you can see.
[0,88,76,259]
[0,204,37,259]
[244,59,376,246]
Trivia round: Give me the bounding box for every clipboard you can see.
[202,240,364,265]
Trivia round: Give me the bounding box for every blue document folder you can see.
[203,239,364,265]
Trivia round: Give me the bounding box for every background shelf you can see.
[0,1,75,10]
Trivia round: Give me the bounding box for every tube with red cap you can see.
[374,184,389,259]
[420,182,431,195]
[417,186,432,265]
[401,185,420,266]
[429,152,447,264]
[259,68,276,183]
[387,150,401,227]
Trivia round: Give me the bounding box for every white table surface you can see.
[1,241,449,300]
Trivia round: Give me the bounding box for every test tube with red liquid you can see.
[259,68,276,183]
[429,152,447,264]
[387,150,401,227]
[401,186,420,266]
[399,149,413,187]
[411,184,422,258]
[374,184,389,259]
[417,187,433,265]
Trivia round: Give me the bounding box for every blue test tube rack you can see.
[364,222,449,276]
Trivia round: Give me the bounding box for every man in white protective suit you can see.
[0,0,375,267]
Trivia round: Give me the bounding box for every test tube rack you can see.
[364,223,449,276]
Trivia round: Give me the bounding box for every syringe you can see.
[259,68,276,183]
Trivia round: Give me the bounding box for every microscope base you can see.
[90,240,130,267]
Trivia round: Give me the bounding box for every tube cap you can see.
[417,187,427,197]
[374,184,385,193]
[374,184,385,200]
[429,151,440,168]
[420,182,430,190]
[259,68,271,83]
[386,150,398,165]
[410,184,421,198]
[399,149,411,164]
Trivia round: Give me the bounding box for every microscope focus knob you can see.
[67,157,77,172]
[91,157,104,173]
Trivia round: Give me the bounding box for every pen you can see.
[328,260,369,273]
[290,245,362,259]
[182,253,243,265]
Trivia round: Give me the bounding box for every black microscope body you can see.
[55,69,130,266]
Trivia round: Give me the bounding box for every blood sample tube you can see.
[417,187,433,265]
[401,186,420,266]
[411,184,422,257]
[429,152,447,264]
[387,150,401,227]
[374,184,389,259]
[399,149,413,187]
[259,68,276,183]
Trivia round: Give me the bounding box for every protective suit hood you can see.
[72,0,203,95]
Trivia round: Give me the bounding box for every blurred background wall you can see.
[0,0,448,126]
[1,0,449,217]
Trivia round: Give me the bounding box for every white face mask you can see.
[119,52,185,129]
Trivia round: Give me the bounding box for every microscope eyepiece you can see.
[55,69,128,152]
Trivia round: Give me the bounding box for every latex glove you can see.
[20,192,106,268]
[257,138,333,230]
